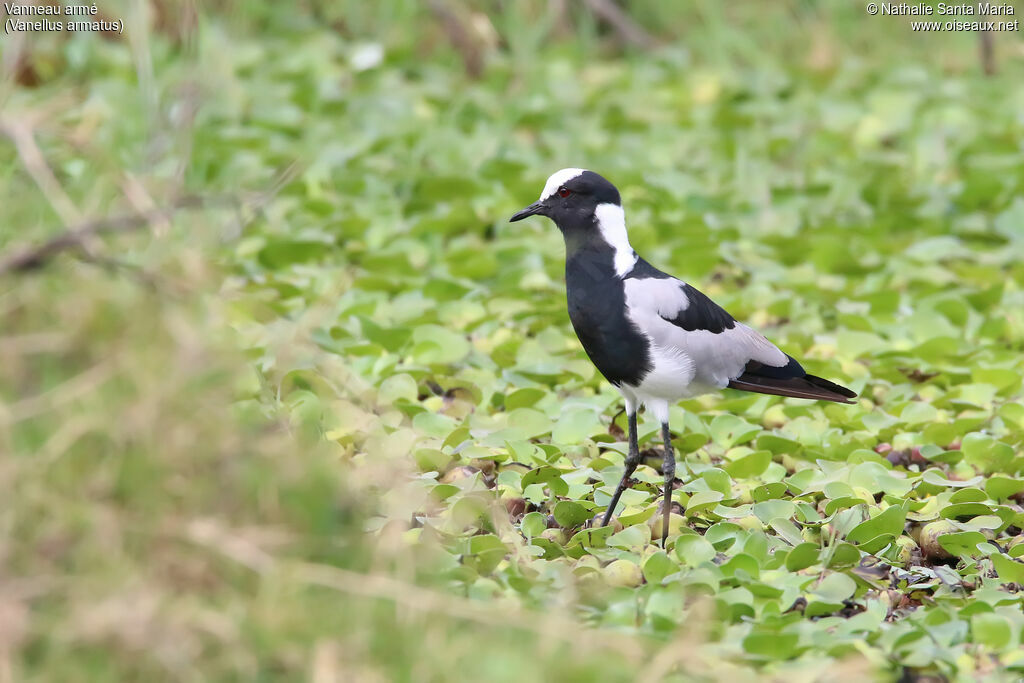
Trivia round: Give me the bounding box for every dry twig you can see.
[426,0,485,78]
[583,0,656,48]
[0,161,302,276]
[979,30,996,76]
[0,117,82,225]
[1,361,115,424]
[0,197,210,275]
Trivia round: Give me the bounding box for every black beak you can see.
[509,201,545,222]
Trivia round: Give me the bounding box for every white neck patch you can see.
[594,202,636,277]
[540,168,586,200]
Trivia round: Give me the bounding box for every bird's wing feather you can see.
[622,274,789,388]
[728,372,857,403]
[621,261,857,403]
[728,358,857,403]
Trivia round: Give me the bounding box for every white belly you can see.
[619,343,721,423]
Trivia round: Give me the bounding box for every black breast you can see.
[564,247,651,387]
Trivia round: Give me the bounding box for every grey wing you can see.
[622,275,789,389]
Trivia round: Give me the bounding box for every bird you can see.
[509,168,857,545]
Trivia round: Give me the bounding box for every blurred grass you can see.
[2,1,1024,680]
[0,212,669,681]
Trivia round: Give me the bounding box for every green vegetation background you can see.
[2,1,1024,680]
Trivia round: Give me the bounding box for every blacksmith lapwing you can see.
[510,169,856,544]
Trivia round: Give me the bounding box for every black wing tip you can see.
[744,355,805,380]
[728,373,858,404]
[804,374,858,401]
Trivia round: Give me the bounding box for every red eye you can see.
[558,187,571,198]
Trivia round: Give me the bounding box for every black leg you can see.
[601,410,640,527]
[660,422,676,548]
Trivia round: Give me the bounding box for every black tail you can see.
[728,357,857,404]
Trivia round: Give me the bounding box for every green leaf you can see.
[960,434,1014,473]
[810,572,857,602]
[837,330,886,358]
[721,553,760,579]
[521,512,547,538]
[724,450,771,478]
[701,468,733,496]
[972,613,1012,649]
[752,483,788,501]
[551,408,602,444]
[412,411,459,438]
[378,374,418,404]
[756,434,801,454]
[411,325,470,364]
[938,531,988,558]
[856,534,895,555]
[769,518,804,546]
[504,387,547,410]
[742,632,799,660]
[674,534,716,566]
[566,526,615,550]
[985,476,1024,501]
[752,499,797,523]
[503,408,551,439]
[607,524,648,549]
[465,534,508,574]
[414,448,451,472]
[940,503,995,521]
[705,522,745,551]
[991,554,1024,583]
[827,543,861,568]
[645,586,684,624]
[521,466,569,496]
[685,490,725,514]
[785,542,820,571]
[922,470,985,488]
[257,239,329,268]
[710,414,761,448]
[553,501,591,528]
[643,551,677,584]
[847,504,906,544]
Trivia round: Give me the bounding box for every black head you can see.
[509,169,621,230]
